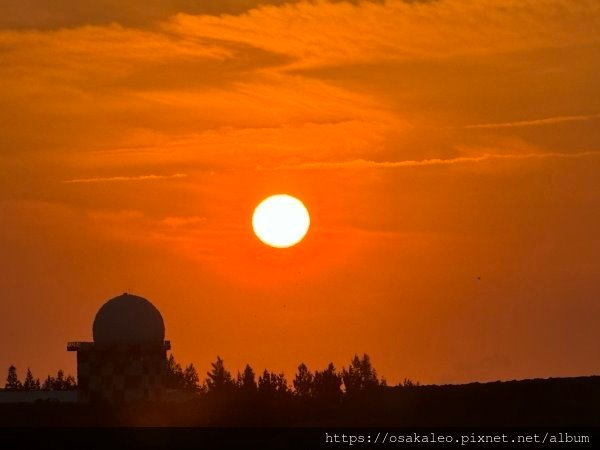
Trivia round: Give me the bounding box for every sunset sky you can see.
[1,0,599,385]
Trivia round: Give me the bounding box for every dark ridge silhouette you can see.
[1,356,599,426]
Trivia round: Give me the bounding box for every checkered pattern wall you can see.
[73,343,168,403]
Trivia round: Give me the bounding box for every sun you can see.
[252,194,310,248]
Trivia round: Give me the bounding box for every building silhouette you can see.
[67,293,170,402]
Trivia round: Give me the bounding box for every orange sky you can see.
[1,0,599,385]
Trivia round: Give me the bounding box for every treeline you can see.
[4,365,76,391]
[5,353,418,397]
[165,353,417,398]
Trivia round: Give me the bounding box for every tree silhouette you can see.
[342,354,382,395]
[258,370,288,396]
[183,363,201,392]
[65,374,77,389]
[165,354,185,389]
[55,369,66,390]
[38,370,76,390]
[400,378,419,387]
[312,363,342,402]
[22,368,40,390]
[5,365,22,390]
[205,356,234,392]
[42,374,55,390]
[293,363,313,397]
[237,364,257,393]
[51,370,76,390]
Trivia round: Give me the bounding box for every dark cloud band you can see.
[1,0,388,30]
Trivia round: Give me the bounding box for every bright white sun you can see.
[252,194,310,248]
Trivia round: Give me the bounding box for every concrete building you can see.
[67,293,170,403]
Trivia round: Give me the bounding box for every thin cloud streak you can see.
[262,151,600,170]
[62,173,188,184]
[463,113,600,130]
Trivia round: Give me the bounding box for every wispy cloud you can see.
[262,151,600,170]
[62,173,187,184]
[463,113,600,130]
[168,0,600,68]
[0,0,383,29]
[160,216,207,228]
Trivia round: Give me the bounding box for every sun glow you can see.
[252,194,310,248]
